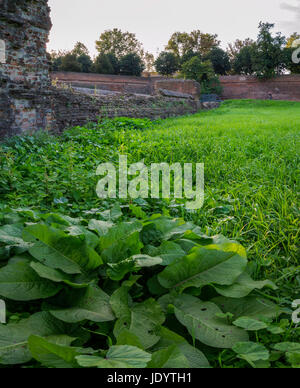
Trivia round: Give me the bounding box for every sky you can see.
[47,0,300,58]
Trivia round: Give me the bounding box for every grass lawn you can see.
[0,99,299,368]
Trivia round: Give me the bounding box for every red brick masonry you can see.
[220,75,300,102]
[51,72,201,99]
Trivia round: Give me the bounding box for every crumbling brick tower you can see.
[0,0,52,137]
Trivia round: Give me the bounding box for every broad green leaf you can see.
[23,224,102,274]
[110,286,132,320]
[233,317,269,331]
[76,345,151,368]
[174,294,249,348]
[134,254,163,267]
[148,241,186,266]
[213,296,283,320]
[50,285,115,323]
[66,225,99,249]
[88,219,114,236]
[286,352,300,368]
[116,330,144,349]
[214,272,277,298]
[42,213,82,226]
[107,259,137,281]
[0,259,61,301]
[99,221,143,263]
[0,224,29,249]
[0,312,88,365]
[151,328,210,368]
[273,343,300,352]
[147,275,168,296]
[158,242,247,291]
[28,335,90,368]
[113,298,165,350]
[233,342,270,366]
[30,262,90,289]
[147,345,190,368]
[267,326,285,335]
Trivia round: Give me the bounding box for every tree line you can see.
[50,23,300,93]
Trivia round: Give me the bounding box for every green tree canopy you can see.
[96,29,144,59]
[155,52,180,76]
[93,53,115,74]
[60,54,82,72]
[232,45,255,75]
[204,47,231,75]
[119,53,145,76]
[72,42,89,57]
[251,22,287,79]
[166,30,220,57]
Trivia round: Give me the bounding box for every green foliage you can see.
[181,57,214,83]
[0,205,288,368]
[251,22,287,79]
[232,45,255,75]
[181,57,222,94]
[119,53,145,76]
[155,51,180,76]
[50,42,93,74]
[204,47,231,75]
[93,53,115,75]
[166,30,220,57]
[77,54,93,73]
[60,54,82,73]
[95,28,144,59]
[0,103,299,368]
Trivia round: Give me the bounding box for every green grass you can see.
[0,100,299,369]
[1,100,299,279]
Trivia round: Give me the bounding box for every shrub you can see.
[155,51,180,76]
[119,53,145,76]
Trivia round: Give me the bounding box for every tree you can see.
[204,47,231,75]
[165,32,191,57]
[227,38,255,61]
[119,53,145,76]
[60,53,82,72]
[250,22,287,79]
[144,52,155,73]
[95,29,143,59]
[232,45,255,75]
[181,57,221,94]
[155,51,179,76]
[180,50,201,68]
[77,54,93,73]
[166,30,220,57]
[181,57,214,84]
[93,53,114,74]
[72,42,89,57]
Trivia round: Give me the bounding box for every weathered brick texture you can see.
[0,0,201,138]
[220,75,300,101]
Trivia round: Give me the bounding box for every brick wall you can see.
[48,88,200,133]
[220,75,300,101]
[0,0,52,137]
[0,1,202,139]
[51,72,201,99]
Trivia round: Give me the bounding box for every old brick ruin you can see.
[0,0,201,138]
[0,0,53,137]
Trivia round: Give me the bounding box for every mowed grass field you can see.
[1,100,298,278]
[0,99,299,368]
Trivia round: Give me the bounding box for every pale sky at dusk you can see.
[47,0,300,58]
